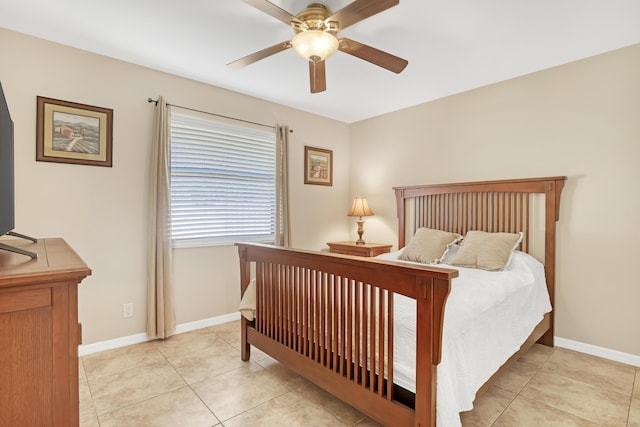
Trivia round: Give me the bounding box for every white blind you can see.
[170,112,276,247]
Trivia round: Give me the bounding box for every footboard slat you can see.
[237,244,456,427]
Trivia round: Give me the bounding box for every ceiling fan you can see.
[227,0,408,93]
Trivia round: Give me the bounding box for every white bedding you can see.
[376,248,551,427]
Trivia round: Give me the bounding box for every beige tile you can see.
[82,341,166,379]
[154,328,229,359]
[79,413,100,427]
[79,373,96,421]
[460,386,515,427]
[520,370,630,425]
[223,390,346,427]
[191,361,290,421]
[295,380,367,425]
[354,418,384,427]
[98,386,218,427]
[492,359,539,394]
[210,320,270,361]
[518,343,554,367]
[166,341,246,384]
[629,396,640,427]
[257,355,312,390]
[79,357,87,382]
[208,319,240,334]
[494,396,600,427]
[89,362,186,415]
[257,357,367,424]
[78,341,99,427]
[541,348,636,396]
[208,319,241,345]
[248,345,270,361]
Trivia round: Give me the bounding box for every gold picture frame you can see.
[304,146,333,186]
[36,96,113,167]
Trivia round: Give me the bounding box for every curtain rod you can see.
[147,98,292,132]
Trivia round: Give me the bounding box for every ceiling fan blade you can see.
[240,0,302,26]
[309,61,326,93]
[339,38,407,73]
[227,41,291,70]
[327,0,398,31]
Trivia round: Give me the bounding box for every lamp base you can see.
[355,219,365,245]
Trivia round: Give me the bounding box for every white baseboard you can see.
[78,311,241,357]
[555,336,640,367]
[174,311,240,334]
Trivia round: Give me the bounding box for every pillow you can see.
[398,228,462,264]
[450,230,523,271]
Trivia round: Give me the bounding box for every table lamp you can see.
[347,196,374,245]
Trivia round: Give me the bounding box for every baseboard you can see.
[78,311,241,356]
[555,336,640,367]
[174,311,240,334]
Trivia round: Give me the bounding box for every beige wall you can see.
[0,28,351,344]
[350,44,640,357]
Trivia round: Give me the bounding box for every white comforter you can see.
[376,249,551,427]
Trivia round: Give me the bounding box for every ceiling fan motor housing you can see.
[294,3,337,33]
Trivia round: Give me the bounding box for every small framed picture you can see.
[304,146,332,186]
[36,96,113,167]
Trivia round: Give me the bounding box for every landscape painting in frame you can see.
[36,97,113,167]
[304,146,332,186]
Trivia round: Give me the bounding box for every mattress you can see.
[376,247,551,427]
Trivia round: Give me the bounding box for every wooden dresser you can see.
[0,238,91,427]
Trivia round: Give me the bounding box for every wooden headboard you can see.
[393,176,566,344]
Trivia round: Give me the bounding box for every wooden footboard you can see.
[237,243,458,427]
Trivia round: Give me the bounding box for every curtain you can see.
[275,125,291,247]
[147,96,176,339]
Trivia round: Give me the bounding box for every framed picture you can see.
[304,146,333,186]
[36,96,113,167]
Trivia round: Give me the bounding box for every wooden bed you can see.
[236,176,566,426]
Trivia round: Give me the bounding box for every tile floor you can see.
[80,320,640,426]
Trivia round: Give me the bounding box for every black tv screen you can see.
[0,81,15,237]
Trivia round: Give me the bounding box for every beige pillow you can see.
[450,230,523,271]
[398,228,462,264]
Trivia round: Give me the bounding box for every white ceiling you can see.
[1,0,639,123]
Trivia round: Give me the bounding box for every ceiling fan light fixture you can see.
[291,30,339,62]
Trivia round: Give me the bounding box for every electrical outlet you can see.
[123,303,133,318]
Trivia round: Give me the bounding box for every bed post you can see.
[540,177,566,346]
[396,188,407,249]
[414,276,451,427]
[238,246,252,361]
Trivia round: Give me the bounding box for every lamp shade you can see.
[291,30,339,63]
[348,197,374,218]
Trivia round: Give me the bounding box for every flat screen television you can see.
[0,81,15,237]
[0,81,37,259]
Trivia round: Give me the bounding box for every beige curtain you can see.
[275,125,290,247]
[147,96,176,339]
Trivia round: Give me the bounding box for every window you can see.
[170,112,276,247]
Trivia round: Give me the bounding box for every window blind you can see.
[170,112,276,247]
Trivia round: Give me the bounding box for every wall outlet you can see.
[123,303,133,318]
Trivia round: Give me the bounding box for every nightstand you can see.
[327,241,392,257]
